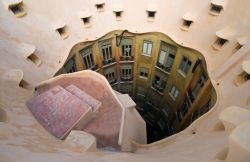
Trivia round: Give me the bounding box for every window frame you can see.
[169,85,179,100]
[157,42,177,72]
[142,40,153,57]
[139,67,149,79]
[178,57,192,77]
[80,47,96,69]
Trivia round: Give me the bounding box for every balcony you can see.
[152,83,165,94]
[155,62,172,74]
[120,56,134,63]
[120,76,133,82]
[102,58,116,66]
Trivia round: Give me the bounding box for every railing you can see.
[103,58,116,65]
[156,62,172,73]
[120,76,133,81]
[152,83,165,93]
[120,56,134,61]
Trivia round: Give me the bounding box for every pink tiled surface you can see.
[26,86,91,139]
[35,76,122,149]
[65,85,101,112]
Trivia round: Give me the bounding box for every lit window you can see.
[142,41,153,56]
[64,57,76,73]
[121,39,133,59]
[80,47,95,69]
[122,44,132,56]
[157,42,176,72]
[9,2,26,18]
[179,57,192,77]
[139,68,149,78]
[169,85,179,100]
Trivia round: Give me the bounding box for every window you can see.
[114,11,122,20]
[9,2,26,18]
[139,68,149,78]
[122,44,132,57]
[81,14,92,28]
[142,41,153,56]
[192,74,207,97]
[121,65,133,81]
[82,17,90,24]
[212,36,228,50]
[64,57,76,73]
[19,79,32,90]
[169,85,179,100]
[56,26,69,39]
[209,3,223,15]
[181,19,193,31]
[104,68,116,84]
[152,74,167,92]
[179,98,190,118]
[101,42,114,65]
[157,42,176,72]
[26,53,42,67]
[233,37,247,53]
[179,57,192,77]
[80,47,95,69]
[120,39,133,59]
[95,3,105,12]
[148,11,156,18]
[215,37,227,46]
[233,43,243,53]
[234,71,250,86]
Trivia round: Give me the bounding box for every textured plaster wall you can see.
[0,0,250,85]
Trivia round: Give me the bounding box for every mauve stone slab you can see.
[65,85,101,112]
[26,85,91,139]
[35,76,122,149]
